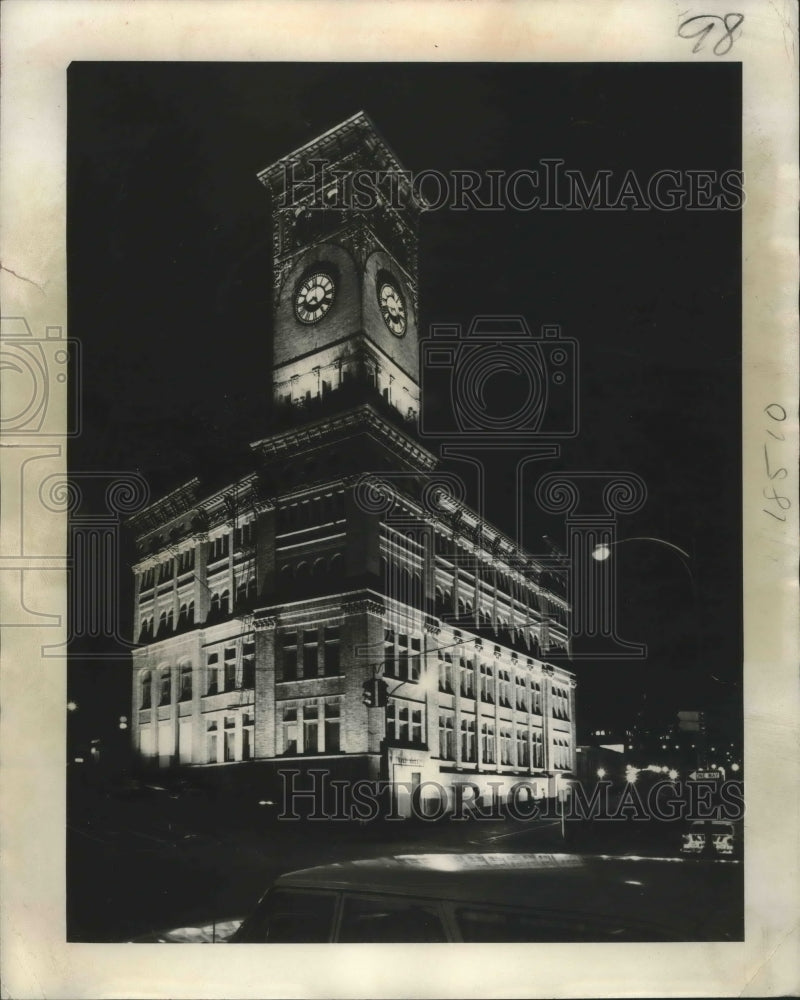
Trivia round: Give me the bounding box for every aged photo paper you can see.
[1,1,798,997]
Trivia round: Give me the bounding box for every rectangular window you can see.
[206,720,218,764]
[533,732,543,768]
[206,652,219,695]
[323,626,340,676]
[516,677,528,712]
[410,637,421,681]
[439,654,453,694]
[480,664,494,704]
[281,706,298,755]
[280,634,297,682]
[397,634,409,681]
[383,629,395,679]
[482,722,496,765]
[242,641,255,688]
[302,629,318,679]
[224,646,237,691]
[242,713,253,760]
[324,700,340,753]
[303,703,318,754]
[438,714,454,759]
[517,730,530,767]
[501,728,513,765]
[224,715,236,762]
[398,704,409,742]
[461,718,476,763]
[460,657,474,699]
[411,709,423,745]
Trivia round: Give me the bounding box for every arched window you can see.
[159,666,171,706]
[187,601,195,625]
[210,593,220,618]
[312,557,327,576]
[329,553,343,578]
[179,662,192,701]
[140,670,152,709]
[220,590,230,615]
[178,603,188,627]
[295,561,310,582]
[167,608,174,631]
[157,611,167,637]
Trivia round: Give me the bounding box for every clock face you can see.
[295,272,335,324]
[378,280,406,337]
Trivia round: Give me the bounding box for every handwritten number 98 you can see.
[679,13,744,56]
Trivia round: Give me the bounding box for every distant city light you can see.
[67,701,78,712]
[668,769,679,780]
[596,768,606,779]
[625,764,639,784]
[73,756,84,764]
[660,766,669,773]
[592,544,611,561]
[731,763,740,772]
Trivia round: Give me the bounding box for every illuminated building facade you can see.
[128,113,576,809]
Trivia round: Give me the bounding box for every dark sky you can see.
[67,62,741,747]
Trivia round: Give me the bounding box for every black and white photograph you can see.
[66,58,745,944]
[1,3,797,998]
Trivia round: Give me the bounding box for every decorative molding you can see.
[342,598,385,618]
[253,616,277,632]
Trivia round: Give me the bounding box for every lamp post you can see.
[592,535,699,767]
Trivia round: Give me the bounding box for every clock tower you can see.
[258,111,426,425]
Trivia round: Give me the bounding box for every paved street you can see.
[67,774,740,942]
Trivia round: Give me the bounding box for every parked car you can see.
[230,851,743,943]
[680,819,738,858]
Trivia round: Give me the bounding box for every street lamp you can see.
[668,768,679,780]
[591,537,692,563]
[596,768,606,779]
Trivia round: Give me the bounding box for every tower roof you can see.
[256,110,427,212]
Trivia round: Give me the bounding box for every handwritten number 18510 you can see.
[762,404,790,523]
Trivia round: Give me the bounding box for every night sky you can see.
[67,62,741,750]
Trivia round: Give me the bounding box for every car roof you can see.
[274,852,738,924]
